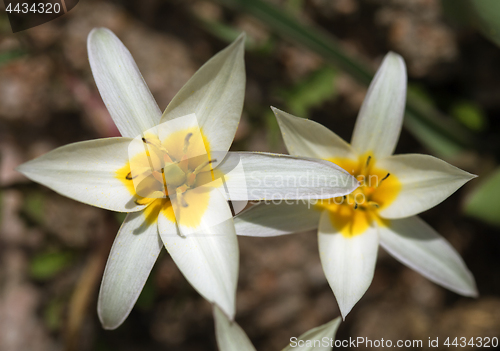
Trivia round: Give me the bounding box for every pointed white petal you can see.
[161,34,246,155]
[377,154,476,219]
[234,202,320,237]
[273,107,357,160]
[98,211,163,329]
[17,138,144,212]
[379,216,477,297]
[282,317,342,351]
[213,305,257,351]
[214,152,359,201]
[158,189,239,318]
[318,211,379,319]
[88,28,161,138]
[351,52,407,159]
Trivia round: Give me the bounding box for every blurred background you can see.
[1,0,500,350]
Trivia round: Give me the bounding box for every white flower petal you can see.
[351,52,407,159]
[158,189,239,318]
[161,34,246,155]
[379,216,477,297]
[234,202,320,237]
[318,211,379,319]
[98,211,162,329]
[377,154,476,219]
[213,305,257,351]
[282,317,342,351]
[215,152,359,201]
[273,107,357,160]
[88,28,162,138]
[17,138,144,212]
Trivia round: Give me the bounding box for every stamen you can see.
[142,136,170,155]
[354,203,358,210]
[368,201,380,208]
[359,154,373,177]
[125,172,135,180]
[378,173,390,187]
[193,158,217,175]
[183,133,193,154]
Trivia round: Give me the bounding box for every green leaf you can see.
[0,50,25,67]
[135,274,156,310]
[465,168,500,227]
[450,101,487,131]
[265,109,282,149]
[279,66,337,117]
[44,298,65,331]
[30,251,74,280]
[466,0,500,47]
[404,111,463,159]
[23,191,45,224]
[114,212,127,223]
[282,317,341,351]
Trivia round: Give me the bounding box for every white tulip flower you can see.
[17,28,358,329]
[234,52,478,319]
[213,305,341,351]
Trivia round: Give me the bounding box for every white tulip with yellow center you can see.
[234,52,478,319]
[17,28,358,329]
[213,305,341,351]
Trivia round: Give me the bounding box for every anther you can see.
[126,172,134,180]
[368,201,380,208]
[378,173,390,187]
[354,203,358,210]
[134,197,152,206]
[366,156,372,167]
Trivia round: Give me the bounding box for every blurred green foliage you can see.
[0,49,25,67]
[114,212,127,223]
[44,298,65,331]
[266,66,337,148]
[136,275,156,310]
[450,101,487,132]
[466,0,500,47]
[215,0,477,160]
[23,191,45,223]
[30,251,75,280]
[278,66,337,118]
[465,169,500,227]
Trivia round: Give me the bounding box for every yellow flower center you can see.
[116,127,214,228]
[315,153,401,237]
